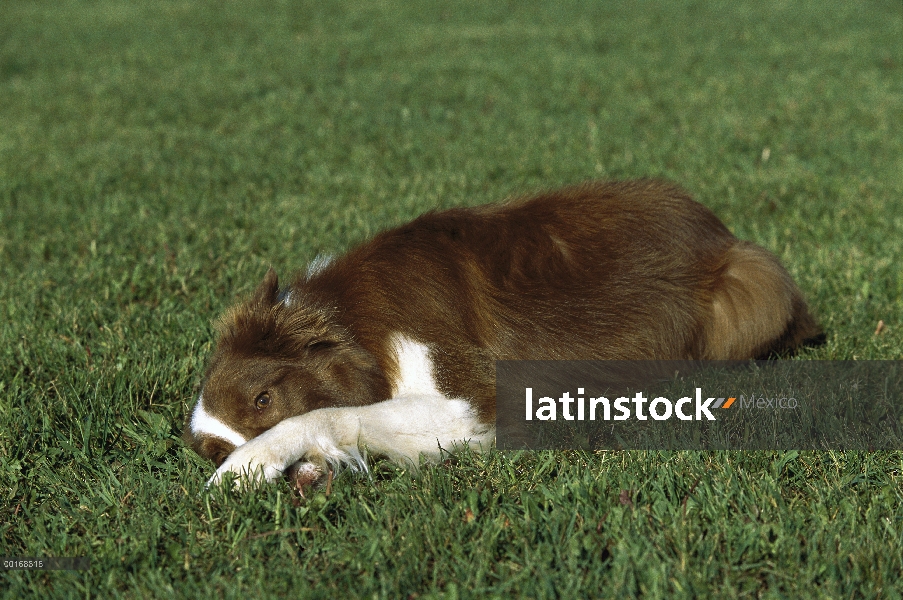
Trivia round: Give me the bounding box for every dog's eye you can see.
[306,339,336,352]
[255,392,271,410]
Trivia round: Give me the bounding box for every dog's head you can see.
[182,268,387,466]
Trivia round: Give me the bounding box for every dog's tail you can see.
[703,241,824,359]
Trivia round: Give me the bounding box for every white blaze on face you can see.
[189,393,248,447]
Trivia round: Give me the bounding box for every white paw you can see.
[206,441,286,489]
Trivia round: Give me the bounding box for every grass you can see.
[1,0,901,597]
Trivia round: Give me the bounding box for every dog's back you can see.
[302,179,820,369]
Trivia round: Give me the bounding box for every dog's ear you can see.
[252,267,280,306]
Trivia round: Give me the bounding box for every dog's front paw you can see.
[207,442,285,489]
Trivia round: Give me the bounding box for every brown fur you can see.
[184,180,822,465]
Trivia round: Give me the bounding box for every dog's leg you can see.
[207,395,494,487]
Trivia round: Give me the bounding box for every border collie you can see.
[182,180,822,488]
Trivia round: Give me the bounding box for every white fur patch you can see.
[276,289,294,307]
[208,335,495,488]
[357,395,493,467]
[189,393,248,447]
[391,335,442,397]
[306,254,334,278]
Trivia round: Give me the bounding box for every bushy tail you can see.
[704,242,823,359]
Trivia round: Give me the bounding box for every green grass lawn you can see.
[2,0,902,597]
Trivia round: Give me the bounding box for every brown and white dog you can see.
[183,180,822,488]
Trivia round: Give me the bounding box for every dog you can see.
[183,180,822,488]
